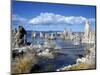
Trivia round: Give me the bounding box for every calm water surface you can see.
[27,31,87,72]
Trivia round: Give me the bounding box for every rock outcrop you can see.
[13,26,27,48]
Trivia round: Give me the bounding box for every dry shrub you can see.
[67,63,96,70]
[12,52,38,74]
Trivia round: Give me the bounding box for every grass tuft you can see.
[12,52,38,74]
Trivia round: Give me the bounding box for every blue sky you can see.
[12,1,96,32]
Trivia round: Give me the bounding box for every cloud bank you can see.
[29,12,95,25]
[12,14,27,22]
[12,13,95,26]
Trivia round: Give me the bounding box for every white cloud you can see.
[29,12,95,25]
[12,14,27,22]
[88,18,95,23]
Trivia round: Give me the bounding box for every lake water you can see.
[26,31,87,72]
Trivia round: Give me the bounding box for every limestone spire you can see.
[84,20,91,38]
